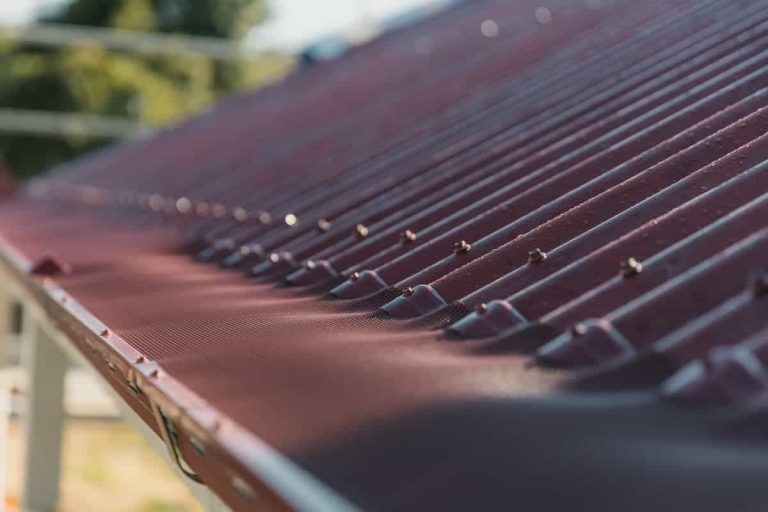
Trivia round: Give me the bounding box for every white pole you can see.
[0,388,8,512]
[20,319,67,512]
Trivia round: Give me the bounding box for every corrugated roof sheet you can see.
[2,0,768,510]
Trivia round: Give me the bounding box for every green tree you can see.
[0,0,290,180]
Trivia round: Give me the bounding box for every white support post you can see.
[0,279,10,511]
[0,389,8,512]
[20,319,68,512]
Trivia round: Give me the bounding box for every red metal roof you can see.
[2,0,768,510]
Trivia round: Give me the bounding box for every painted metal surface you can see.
[2,0,768,510]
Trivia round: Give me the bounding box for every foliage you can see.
[0,0,291,179]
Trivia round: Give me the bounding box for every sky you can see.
[0,0,441,51]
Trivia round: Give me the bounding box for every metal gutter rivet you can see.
[401,229,416,244]
[350,271,360,281]
[317,218,331,232]
[355,223,369,238]
[475,303,487,315]
[454,240,471,254]
[231,476,256,502]
[528,248,547,264]
[188,436,205,455]
[284,213,299,226]
[403,286,414,297]
[258,211,272,224]
[620,258,643,278]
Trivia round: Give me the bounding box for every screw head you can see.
[401,229,417,244]
[570,322,588,336]
[475,303,487,315]
[258,211,272,224]
[528,248,547,263]
[176,197,192,214]
[304,260,317,270]
[232,207,249,222]
[285,213,299,226]
[99,329,110,337]
[454,240,471,254]
[350,271,360,281]
[355,223,369,238]
[620,257,643,278]
[403,286,414,297]
[317,218,332,232]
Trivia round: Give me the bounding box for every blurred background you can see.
[0,0,450,182]
[0,0,449,510]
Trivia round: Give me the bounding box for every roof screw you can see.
[748,272,768,298]
[232,207,249,222]
[317,218,332,232]
[355,223,369,238]
[99,329,110,337]
[268,253,280,263]
[475,303,487,315]
[570,322,588,336]
[454,240,471,254]
[258,211,272,224]
[401,229,417,244]
[528,248,547,264]
[135,355,146,364]
[284,213,299,227]
[349,271,360,281]
[402,286,414,297]
[150,369,160,379]
[620,257,643,278]
[304,260,317,270]
[175,197,192,214]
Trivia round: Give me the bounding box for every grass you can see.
[6,419,204,512]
